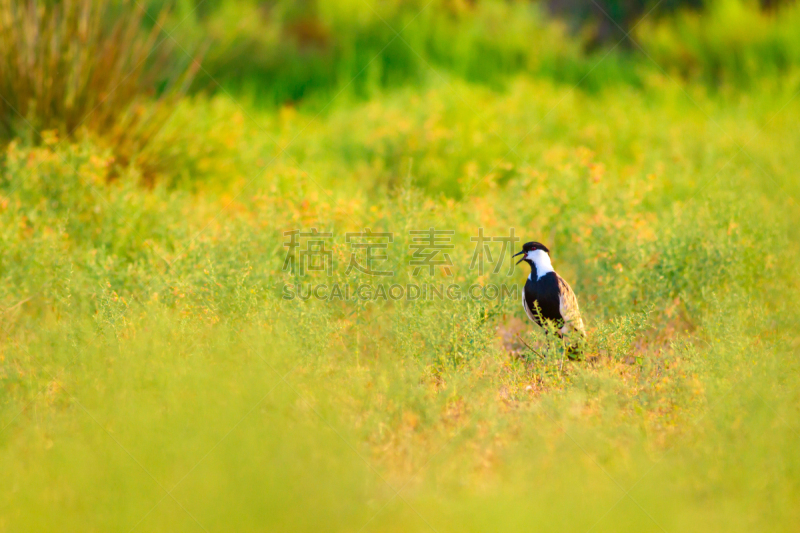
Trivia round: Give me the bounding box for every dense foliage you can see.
[1,0,799,531]
[0,0,200,178]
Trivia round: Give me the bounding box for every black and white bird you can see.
[513,242,586,353]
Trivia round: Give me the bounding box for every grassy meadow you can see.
[2,1,800,531]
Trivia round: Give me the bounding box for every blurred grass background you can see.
[1,0,799,531]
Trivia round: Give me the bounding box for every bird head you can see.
[513,241,550,266]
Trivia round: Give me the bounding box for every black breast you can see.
[523,272,563,326]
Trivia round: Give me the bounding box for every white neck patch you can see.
[527,250,554,280]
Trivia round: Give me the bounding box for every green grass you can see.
[164,0,800,104]
[2,71,799,531]
[2,1,800,531]
[0,0,199,180]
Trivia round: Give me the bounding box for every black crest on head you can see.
[521,241,549,254]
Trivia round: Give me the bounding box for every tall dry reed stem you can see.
[0,0,200,179]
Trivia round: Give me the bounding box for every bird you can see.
[513,241,586,355]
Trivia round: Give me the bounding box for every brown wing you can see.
[557,275,585,337]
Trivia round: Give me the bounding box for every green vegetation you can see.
[637,0,800,85]
[1,0,799,531]
[0,0,200,179]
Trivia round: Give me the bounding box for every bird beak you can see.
[513,251,525,265]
